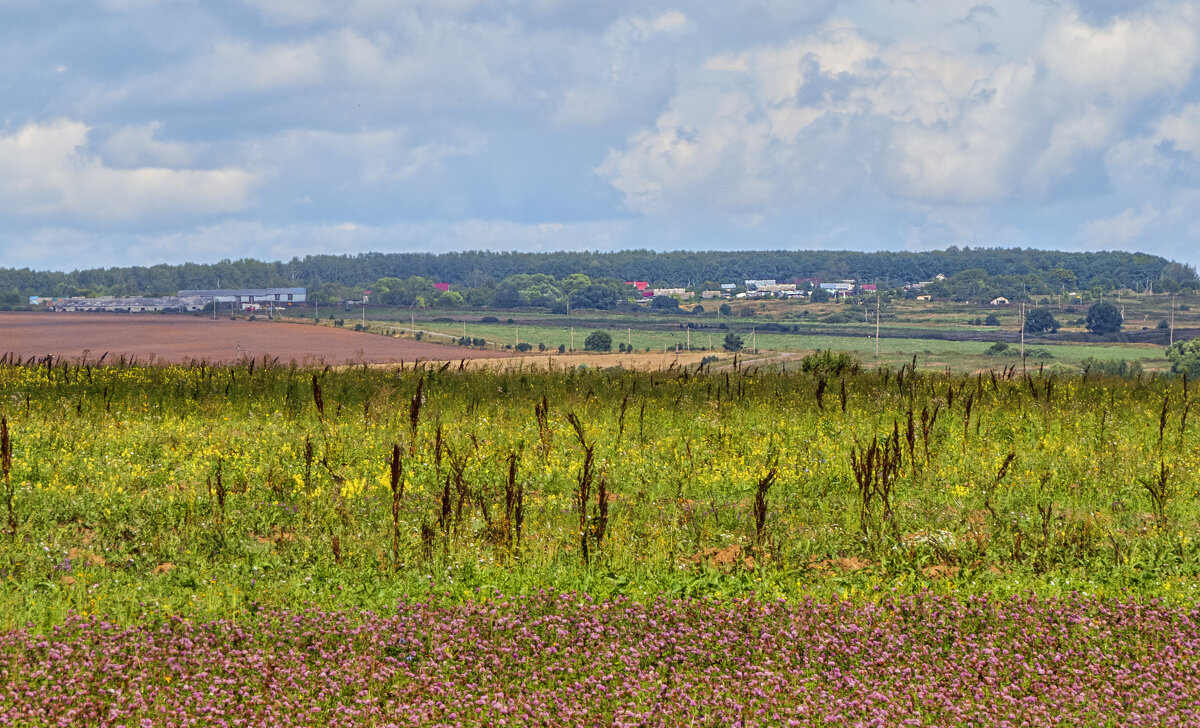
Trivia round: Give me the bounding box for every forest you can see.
[0,248,1195,305]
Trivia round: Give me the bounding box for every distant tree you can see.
[810,287,832,303]
[984,313,1001,326]
[692,304,705,314]
[1167,339,1200,377]
[1086,302,1123,335]
[550,300,568,315]
[569,285,618,310]
[491,286,523,309]
[718,302,732,316]
[584,330,612,352]
[651,295,679,311]
[1024,307,1060,334]
[722,332,744,352]
[436,290,464,307]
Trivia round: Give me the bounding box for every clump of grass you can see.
[1,417,13,537]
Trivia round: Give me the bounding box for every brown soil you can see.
[0,312,512,365]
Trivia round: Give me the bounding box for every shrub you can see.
[722,332,744,352]
[984,313,1001,326]
[558,344,566,353]
[1086,302,1123,335]
[651,295,679,312]
[985,342,1010,355]
[584,330,612,352]
[800,350,857,374]
[515,342,532,352]
[1082,357,1144,378]
[481,316,499,323]
[1024,308,1060,334]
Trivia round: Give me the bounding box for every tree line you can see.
[0,248,1195,304]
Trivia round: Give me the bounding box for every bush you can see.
[984,313,1001,326]
[333,319,345,327]
[558,344,566,353]
[985,342,1010,355]
[800,350,857,375]
[472,337,486,347]
[651,295,679,312]
[550,301,568,315]
[481,316,499,324]
[584,330,612,352]
[515,342,533,352]
[740,306,757,318]
[722,332,744,352]
[1158,319,1170,329]
[1024,308,1060,334]
[1082,357,1144,378]
[1086,303,1123,335]
[692,304,705,314]
[718,303,732,316]
[1166,339,1200,377]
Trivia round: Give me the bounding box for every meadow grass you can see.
[1,357,1198,630]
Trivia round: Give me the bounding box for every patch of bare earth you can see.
[0,312,511,365]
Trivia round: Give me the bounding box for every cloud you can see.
[1158,103,1200,158]
[1076,205,1158,248]
[601,3,1200,217]
[0,120,253,223]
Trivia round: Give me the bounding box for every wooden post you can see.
[1020,301,1026,373]
[875,291,880,358]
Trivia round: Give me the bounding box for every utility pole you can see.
[362,301,366,329]
[627,327,631,348]
[570,327,574,352]
[686,327,690,350]
[752,328,757,353]
[515,325,519,350]
[875,291,881,358]
[1171,294,1176,346]
[1020,301,1026,373]
[315,298,318,322]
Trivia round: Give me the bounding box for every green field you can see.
[2,357,1199,631]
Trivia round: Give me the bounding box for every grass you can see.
[1,357,1199,631]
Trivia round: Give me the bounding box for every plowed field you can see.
[0,313,510,364]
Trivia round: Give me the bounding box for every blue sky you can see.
[2,0,1200,272]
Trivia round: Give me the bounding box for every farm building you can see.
[990,297,1010,306]
[178,288,307,307]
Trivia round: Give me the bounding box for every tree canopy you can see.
[1086,303,1123,335]
[1024,308,1061,334]
[1,248,1194,300]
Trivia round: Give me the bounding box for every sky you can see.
[2,0,1200,272]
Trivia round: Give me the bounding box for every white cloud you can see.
[0,120,253,223]
[1076,205,1159,248]
[602,3,1200,216]
[100,122,196,168]
[1158,103,1200,157]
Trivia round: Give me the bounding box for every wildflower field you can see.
[2,354,1200,725]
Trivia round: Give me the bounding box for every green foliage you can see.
[809,287,832,303]
[1086,302,1123,335]
[651,295,679,311]
[569,285,619,311]
[984,313,1001,326]
[722,332,744,352]
[1166,338,1200,377]
[2,359,1200,628]
[1024,307,1060,333]
[1082,357,1145,378]
[583,330,612,351]
[718,303,732,316]
[799,349,857,374]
